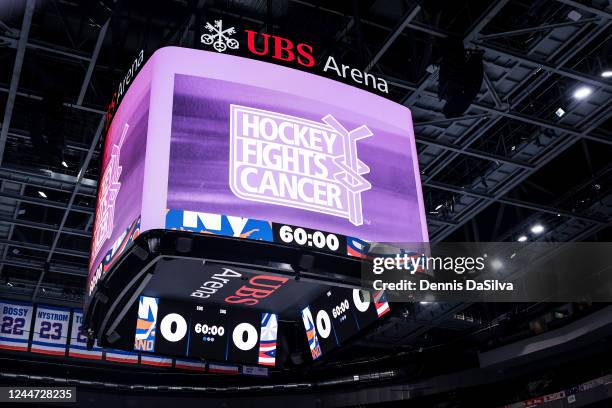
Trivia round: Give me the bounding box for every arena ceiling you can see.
[0,0,610,366]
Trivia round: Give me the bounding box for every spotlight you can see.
[530,224,545,234]
[434,204,443,211]
[555,108,565,117]
[601,70,612,78]
[572,86,592,100]
[61,161,68,168]
[490,259,503,271]
[517,235,528,242]
[38,191,48,198]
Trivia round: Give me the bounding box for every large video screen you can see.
[133,296,278,366]
[87,62,151,299]
[87,47,427,300]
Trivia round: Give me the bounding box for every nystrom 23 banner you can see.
[88,47,427,301]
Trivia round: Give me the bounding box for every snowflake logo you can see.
[200,20,239,53]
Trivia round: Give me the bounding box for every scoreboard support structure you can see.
[84,229,370,367]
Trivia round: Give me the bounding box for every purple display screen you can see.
[87,47,427,300]
[168,74,426,241]
[88,63,151,298]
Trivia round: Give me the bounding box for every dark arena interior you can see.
[0,0,611,407]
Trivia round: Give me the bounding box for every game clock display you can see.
[134,296,278,366]
[273,223,346,254]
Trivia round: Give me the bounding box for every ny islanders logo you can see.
[134,296,158,352]
[229,105,372,226]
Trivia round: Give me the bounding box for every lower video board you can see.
[302,288,389,360]
[134,296,278,366]
[0,299,268,376]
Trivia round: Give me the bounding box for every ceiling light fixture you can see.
[38,191,48,199]
[572,86,592,100]
[490,259,504,270]
[517,235,528,242]
[530,224,545,234]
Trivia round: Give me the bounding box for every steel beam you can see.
[476,40,612,91]
[0,35,92,62]
[425,180,609,224]
[0,86,106,115]
[0,238,89,258]
[0,215,91,238]
[478,17,600,40]
[32,116,104,300]
[77,19,110,105]
[289,0,443,39]
[555,0,612,19]
[416,135,534,169]
[0,258,86,277]
[482,70,504,109]
[414,114,490,127]
[432,101,611,241]
[418,19,612,183]
[0,184,24,276]
[0,0,35,166]
[387,74,612,145]
[0,190,94,214]
[364,6,421,72]
[0,166,97,195]
[403,0,512,107]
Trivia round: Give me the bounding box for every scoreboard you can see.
[134,296,278,366]
[84,47,423,364]
[302,288,389,360]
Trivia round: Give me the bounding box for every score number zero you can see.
[278,225,340,251]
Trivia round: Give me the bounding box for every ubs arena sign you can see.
[86,46,427,312]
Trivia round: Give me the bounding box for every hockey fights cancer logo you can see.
[230,105,372,226]
[91,123,129,267]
